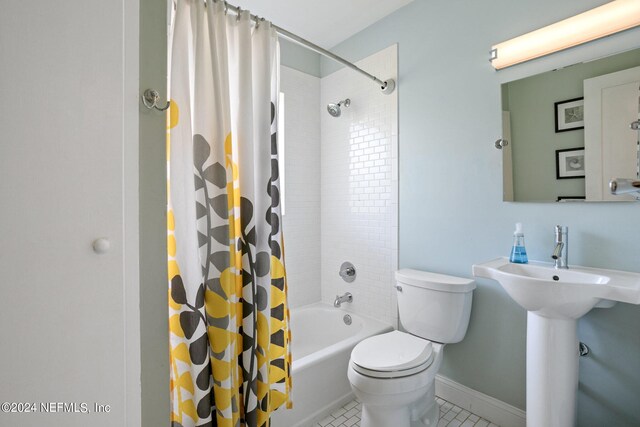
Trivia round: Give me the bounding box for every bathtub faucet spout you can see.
[334,292,353,308]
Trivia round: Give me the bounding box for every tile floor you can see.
[314,397,499,427]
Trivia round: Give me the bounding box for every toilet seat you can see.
[351,330,434,378]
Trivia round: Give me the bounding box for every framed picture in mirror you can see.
[555,97,584,132]
[556,148,585,179]
[557,196,586,202]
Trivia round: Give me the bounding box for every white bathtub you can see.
[271,303,393,427]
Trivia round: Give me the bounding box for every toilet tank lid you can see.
[395,269,476,293]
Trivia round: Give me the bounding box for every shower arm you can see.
[216,0,396,94]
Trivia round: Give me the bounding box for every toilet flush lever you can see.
[395,285,403,292]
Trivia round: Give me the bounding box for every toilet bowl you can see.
[348,330,443,427]
[348,269,475,427]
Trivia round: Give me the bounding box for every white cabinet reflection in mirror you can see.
[501,47,640,202]
[584,65,640,201]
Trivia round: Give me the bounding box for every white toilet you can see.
[348,269,476,427]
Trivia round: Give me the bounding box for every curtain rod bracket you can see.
[381,79,395,95]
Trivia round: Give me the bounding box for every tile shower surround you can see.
[320,45,399,327]
[280,45,398,326]
[280,66,322,309]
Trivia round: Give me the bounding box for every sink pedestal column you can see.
[527,313,578,427]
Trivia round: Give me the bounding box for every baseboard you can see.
[435,375,526,427]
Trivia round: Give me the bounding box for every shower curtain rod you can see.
[218,0,396,94]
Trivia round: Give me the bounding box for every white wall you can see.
[320,45,399,327]
[280,66,322,308]
[0,1,140,426]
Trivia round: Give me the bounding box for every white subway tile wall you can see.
[280,66,322,309]
[320,45,399,327]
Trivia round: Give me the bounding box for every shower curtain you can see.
[167,1,291,426]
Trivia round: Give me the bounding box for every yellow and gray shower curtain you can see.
[167,1,291,426]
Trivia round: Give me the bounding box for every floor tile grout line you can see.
[314,396,499,427]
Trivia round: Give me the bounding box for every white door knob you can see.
[92,238,110,254]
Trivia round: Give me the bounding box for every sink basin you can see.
[473,257,640,319]
[473,257,640,427]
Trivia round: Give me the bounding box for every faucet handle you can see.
[552,226,569,269]
[555,225,568,235]
[339,262,356,283]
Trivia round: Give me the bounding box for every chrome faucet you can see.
[334,292,353,308]
[552,225,568,269]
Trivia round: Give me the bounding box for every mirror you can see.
[501,47,640,202]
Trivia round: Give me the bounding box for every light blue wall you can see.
[280,38,321,77]
[318,1,640,425]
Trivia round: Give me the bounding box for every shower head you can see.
[327,98,350,117]
[327,103,341,117]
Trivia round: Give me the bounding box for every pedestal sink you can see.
[473,257,640,427]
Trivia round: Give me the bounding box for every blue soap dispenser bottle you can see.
[510,222,528,264]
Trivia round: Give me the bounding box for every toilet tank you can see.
[395,269,476,344]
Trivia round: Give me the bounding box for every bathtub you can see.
[271,303,393,427]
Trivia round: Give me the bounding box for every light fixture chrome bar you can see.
[219,0,394,92]
[489,0,640,70]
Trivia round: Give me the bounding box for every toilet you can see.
[348,269,476,427]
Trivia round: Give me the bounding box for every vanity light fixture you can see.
[489,0,640,70]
